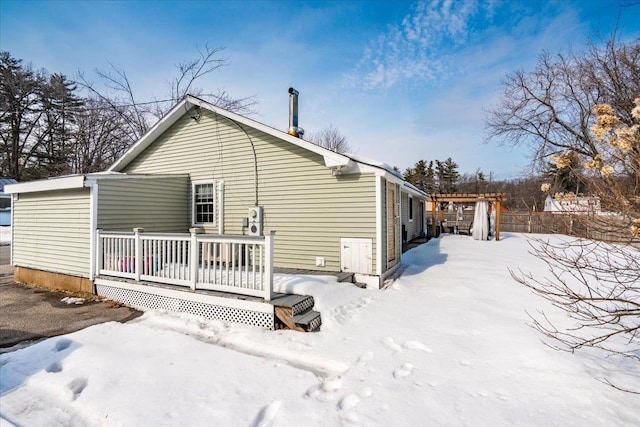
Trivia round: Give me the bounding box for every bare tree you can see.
[308,124,352,153]
[510,92,640,393]
[485,35,640,173]
[76,44,257,141]
[71,98,132,173]
[511,234,640,392]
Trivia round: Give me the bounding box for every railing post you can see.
[189,227,203,290]
[134,228,144,282]
[264,231,275,301]
[96,229,103,277]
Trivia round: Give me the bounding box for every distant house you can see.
[6,94,426,330]
[543,195,601,214]
[0,178,17,226]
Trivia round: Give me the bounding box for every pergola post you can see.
[495,200,501,241]
[431,202,437,239]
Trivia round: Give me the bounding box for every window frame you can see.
[408,196,414,222]
[191,180,216,226]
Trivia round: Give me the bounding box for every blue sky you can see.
[2,0,639,180]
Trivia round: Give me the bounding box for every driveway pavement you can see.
[0,252,141,349]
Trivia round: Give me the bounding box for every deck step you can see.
[292,310,322,332]
[272,294,315,316]
[272,293,321,332]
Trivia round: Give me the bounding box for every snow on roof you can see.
[343,153,404,180]
[0,178,17,193]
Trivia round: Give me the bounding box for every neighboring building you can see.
[543,195,601,214]
[6,95,426,299]
[0,178,17,226]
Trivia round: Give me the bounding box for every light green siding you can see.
[401,192,422,241]
[97,176,189,232]
[12,188,91,277]
[123,110,378,272]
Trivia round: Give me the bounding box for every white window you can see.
[409,196,414,222]
[192,181,216,225]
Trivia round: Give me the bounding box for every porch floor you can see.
[402,236,430,253]
[273,268,354,283]
[96,275,284,305]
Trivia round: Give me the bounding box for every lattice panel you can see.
[307,315,322,332]
[292,296,315,316]
[96,284,274,329]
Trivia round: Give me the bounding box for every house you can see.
[5,93,426,330]
[543,195,601,214]
[0,178,17,226]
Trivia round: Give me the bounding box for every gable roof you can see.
[108,95,425,197]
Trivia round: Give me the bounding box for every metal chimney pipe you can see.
[288,87,304,137]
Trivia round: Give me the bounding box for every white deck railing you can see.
[96,228,274,301]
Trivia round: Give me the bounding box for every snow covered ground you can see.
[1,233,638,426]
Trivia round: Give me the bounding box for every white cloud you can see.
[346,0,491,90]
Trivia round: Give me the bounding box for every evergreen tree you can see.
[0,51,46,180]
[403,159,436,193]
[37,73,83,177]
[435,157,460,193]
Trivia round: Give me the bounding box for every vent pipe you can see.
[287,87,304,138]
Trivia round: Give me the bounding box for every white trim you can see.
[217,180,225,235]
[375,175,383,276]
[109,96,351,173]
[89,184,98,280]
[93,278,273,313]
[191,180,217,227]
[4,175,85,194]
[354,273,382,290]
[397,184,402,249]
[381,261,402,282]
[4,173,189,195]
[408,196,414,222]
[10,194,14,265]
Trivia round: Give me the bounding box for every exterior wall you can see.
[121,110,378,273]
[12,188,91,278]
[380,178,387,273]
[385,181,400,269]
[401,192,423,241]
[96,176,189,232]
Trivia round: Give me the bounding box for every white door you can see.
[341,238,373,275]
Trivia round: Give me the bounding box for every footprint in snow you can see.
[381,337,404,353]
[46,361,63,373]
[54,338,72,352]
[338,393,361,422]
[393,363,414,379]
[304,377,342,401]
[338,393,360,411]
[360,387,373,398]
[68,377,88,400]
[403,340,433,353]
[357,351,374,366]
[252,400,282,427]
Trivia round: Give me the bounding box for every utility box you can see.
[248,206,263,236]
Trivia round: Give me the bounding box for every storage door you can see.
[341,238,373,275]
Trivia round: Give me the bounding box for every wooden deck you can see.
[402,236,429,253]
[273,268,354,283]
[95,275,322,332]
